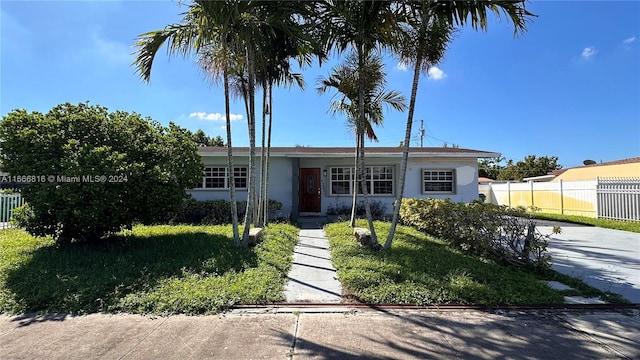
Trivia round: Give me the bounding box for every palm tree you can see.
[197,43,248,246]
[133,0,310,246]
[384,8,455,250]
[254,27,313,227]
[132,1,248,245]
[314,0,401,243]
[318,51,407,226]
[229,0,316,244]
[383,0,534,249]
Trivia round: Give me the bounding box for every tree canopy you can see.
[0,102,202,244]
[192,129,224,147]
[479,155,562,181]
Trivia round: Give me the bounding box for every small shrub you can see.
[400,198,555,269]
[9,203,34,228]
[168,198,284,225]
[326,201,351,216]
[168,199,231,225]
[326,200,387,218]
[367,200,387,218]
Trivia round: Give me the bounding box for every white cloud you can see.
[623,36,636,44]
[189,112,243,122]
[90,30,131,65]
[2,8,29,39]
[427,66,447,80]
[581,46,597,59]
[1,9,32,54]
[395,62,407,71]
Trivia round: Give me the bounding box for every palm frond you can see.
[133,27,186,82]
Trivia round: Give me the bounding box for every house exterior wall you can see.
[553,162,640,181]
[187,156,294,218]
[298,156,479,215]
[188,153,480,218]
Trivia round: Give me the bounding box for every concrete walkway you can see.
[284,218,342,303]
[1,309,638,359]
[537,220,640,303]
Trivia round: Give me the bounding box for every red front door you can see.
[299,168,321,213]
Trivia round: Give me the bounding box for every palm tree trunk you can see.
[257,85,267,227]
[349,131,359,227]
[242,48,257,246]
[384,46,423,250]
[358,124,377,243]
[224,66,240,246]
[263,83,273,226]
[356,43,378,244]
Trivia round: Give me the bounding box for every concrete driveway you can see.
[537,220,640,303]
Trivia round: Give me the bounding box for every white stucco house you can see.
[188,146,499,219]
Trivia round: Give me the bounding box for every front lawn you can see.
[325,221,612,305]
[0,223,298,315]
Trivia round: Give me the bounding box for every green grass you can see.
[325,221,614,305]
[0,223,298,315]
[533,213,640,233]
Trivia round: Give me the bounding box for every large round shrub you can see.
[0,102,203,243]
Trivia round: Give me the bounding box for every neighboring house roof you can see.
[198,146,500,159]
[582,157,640,167]
[548,169,567,176]
[549,156,640,181]
[478,177,495,183]
[546,157,640,177]
[550,157,640,173]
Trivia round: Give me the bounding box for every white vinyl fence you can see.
[0,193,25,229]
[480,177,640,222]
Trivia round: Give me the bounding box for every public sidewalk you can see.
[1,309,638,359]
[284,218,342,303]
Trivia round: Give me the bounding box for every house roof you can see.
[581,157,640,167]
[478,177,495,183]
[198,146,500,159]
[549,157,640,175]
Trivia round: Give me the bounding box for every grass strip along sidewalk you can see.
[0,224,298,315]
[533,213,640,233]
[325,221,620,305]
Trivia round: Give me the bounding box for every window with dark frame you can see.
[422,169,455,193]
[233,167,247,189]
[194,166,248,189]
[330,167,352,195]
[329,166,393,195]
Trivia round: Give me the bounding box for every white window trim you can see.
[329,166,394,196]
[193,166,248,190]
[421,169,456,194]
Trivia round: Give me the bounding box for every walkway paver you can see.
[284,219,342,303]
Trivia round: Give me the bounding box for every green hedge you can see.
[326,200,387,217]
[166,198,284,225]
[399,198,556,269]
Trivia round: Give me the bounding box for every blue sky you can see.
[1,1,639,169]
